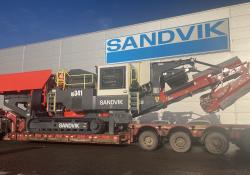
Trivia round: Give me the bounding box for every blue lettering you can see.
[122,37,138,50]
[140,33,156,47]
[107,39,121,52]
[205,21,225,37]
[197,24,203,39]
[176,26,195,41]
[106,19,228,57]
[158,30,175,44]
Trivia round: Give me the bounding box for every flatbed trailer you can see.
[2,120,250,155]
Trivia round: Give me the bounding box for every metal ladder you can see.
[130,92,139,115]
[130,65,140,115]
[47,91,56,112]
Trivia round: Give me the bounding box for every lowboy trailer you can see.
[1,56,250,155]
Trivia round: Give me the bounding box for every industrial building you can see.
[0,2,250,124]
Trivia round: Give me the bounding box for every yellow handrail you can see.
[56,70,94,89]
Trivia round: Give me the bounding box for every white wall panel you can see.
[231,51,250,62]
[235,100,250,113]
[220,113,237,124]
[0,46,24,73]
[0,46,23,57]
[231,37,250,52]
[236,113,250,124]
[160,8,229,29]
[23,56,59,72]
[25,48,59,58]
[0,52,23,73]
[0,54,23,64]
[0,61,22,73]
[62,32,105,54]
[25,40,60,51]
[23,40,60,72]
[61,50,105,72]
[25,41,60,57]
[105,21,161,39]
[230,3,250,17]
[230,26,250,40]
[230,14,250,29]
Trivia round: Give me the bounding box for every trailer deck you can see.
[2,122,250,155]
[3,132,130,145]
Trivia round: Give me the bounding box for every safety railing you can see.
[56,70,95,89]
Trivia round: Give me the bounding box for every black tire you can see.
[204,132,229,155]
[169,131,192,153]
[138,130,159,151]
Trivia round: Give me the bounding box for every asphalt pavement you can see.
[0,141,250,175]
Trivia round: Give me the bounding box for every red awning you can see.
[0,69,52,93]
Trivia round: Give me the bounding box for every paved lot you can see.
[0,141,250,175]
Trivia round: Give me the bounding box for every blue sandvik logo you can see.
[106,19,230,64]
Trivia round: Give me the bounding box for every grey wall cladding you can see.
[60,31,106,72]
[23,40,60,72]
[0,46,23,73]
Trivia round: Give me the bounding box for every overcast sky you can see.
[0,0,249,48]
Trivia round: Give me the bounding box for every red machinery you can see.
[0,69,51,93]
[159,58,250,113]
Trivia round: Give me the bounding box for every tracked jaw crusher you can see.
[0,56,250,137]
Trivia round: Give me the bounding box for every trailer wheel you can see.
[138,130,159,151]
[169,131,191,153]
[204,132,229,155]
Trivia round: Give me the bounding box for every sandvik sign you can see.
[106,19,230,63]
